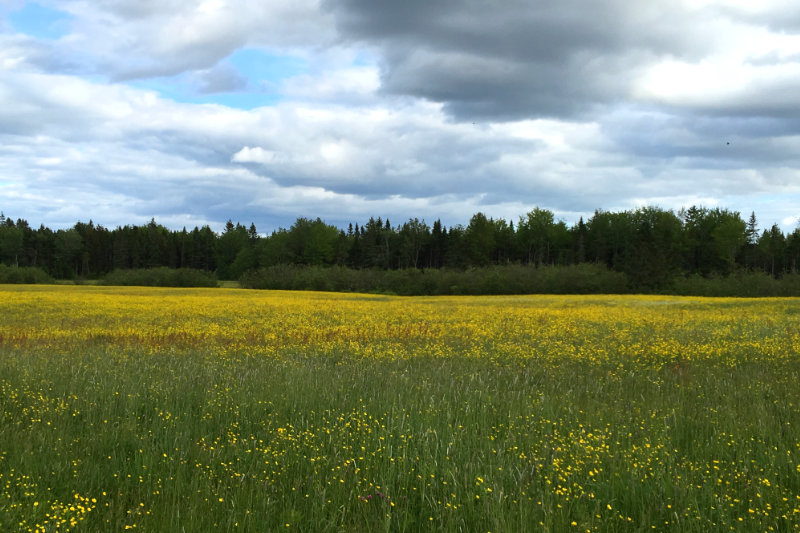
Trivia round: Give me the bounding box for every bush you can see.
[240,263,631,295]
[101,268,218,287]
[667,271,798,297]
[241,264,800,297]
[778,273,800,296]
[0,265,54,284]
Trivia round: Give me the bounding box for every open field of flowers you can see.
[1,285,800,531]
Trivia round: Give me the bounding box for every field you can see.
[1,286,799,532]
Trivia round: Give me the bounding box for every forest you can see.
[0,206,798,292]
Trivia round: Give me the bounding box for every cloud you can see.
[232,147,280,165]
[50,0,336,80]
[630,16,800,119]
[194,62,249,94]
[3,0,800,234]
[3,63,800,232]
[324,0,721,121]
[280,65,380,103]
[0,67,595,229]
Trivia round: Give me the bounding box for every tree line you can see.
[0,206,798,290]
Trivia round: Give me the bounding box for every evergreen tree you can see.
[0,221,23,267]
[759,224,786,277]
[786,227,800,274]
[428,219,446,268]
[746,212,758,245]
[54,229,84,278]
[573,217,587,263]
[743,211,759,269]
[248,223,259,243]
[216,220,250,279]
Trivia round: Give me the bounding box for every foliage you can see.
[240,263,629,295]
[4,206,800,292]
[0,264,54,284]
[240,263,800,297]
[101,267,218,287]
[1,287,799,531]
[668,271,800,297]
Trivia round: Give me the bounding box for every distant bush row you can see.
[0,266,219,287]
[669,271,800,297]
[240,263,800,297]
[5,262,800,296]
[101,267,218,287]
[240,263,629,295]
[0,264,54,284]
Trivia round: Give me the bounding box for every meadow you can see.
[1,285,799,532]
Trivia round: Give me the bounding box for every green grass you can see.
[2,350,799,531]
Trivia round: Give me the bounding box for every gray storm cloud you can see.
[324,0,718,120]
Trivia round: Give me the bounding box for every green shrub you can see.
[242,264,800,297]
[667,271,800,297]
[0,264,54,284]
[101,268,218,287]
[240,263,631,295]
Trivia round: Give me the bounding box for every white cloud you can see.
[782,215,800,228]
[631,17,800,115]
[634,57,800,114]
[55,0,335,79]
[232,147,280,165]
[280,65,380,102]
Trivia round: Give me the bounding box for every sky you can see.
[2,0,800,234]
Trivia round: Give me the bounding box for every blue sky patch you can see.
[129,75,284,109]
[228,48,308,86]
[8,2,72,39]
[127,48,309,109]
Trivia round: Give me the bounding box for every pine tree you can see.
[746,212,758,245]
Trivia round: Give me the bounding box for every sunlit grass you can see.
[1,285,799,531]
